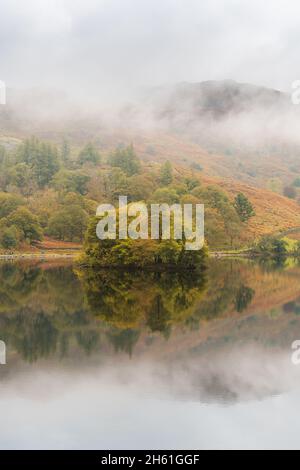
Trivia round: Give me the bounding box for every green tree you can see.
[47,205,88,241]
[284,186,297,199]
[234,193,255,222]
[82,212,207,270]
[8,163,35,196]
[151,188,180,205]
[272,238,288,254]
[52,170,90,195]
[192,186,242,248]
[221,204,241,248]
[0,226,19,249]
[160,161,173,185]
[61,138,71,164]
[257,236,288,255]
[17,137,59,188]
[109,145,141,176]
[78,143,100,166]
[146,295,171,334]
[0,145,6,165]
[235,285,255,313]
[0,193,24,219]
[293,177,300,188]
[190,162,203,172]
[105,168,129,201]
[8,207,42,243]
[192,185,229,210]
[184,177,200,191]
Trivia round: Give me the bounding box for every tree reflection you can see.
[235,285,255,313]
[76,267,208,333]
[4,257,299,362]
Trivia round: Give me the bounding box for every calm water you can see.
[1,257,300,449]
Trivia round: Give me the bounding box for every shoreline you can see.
[0,251,248,261]
[0,252,79,260]
[0,251,298,261]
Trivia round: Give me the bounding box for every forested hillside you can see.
[0,134,299,253]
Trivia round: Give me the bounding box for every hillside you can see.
[127,80,300,190]
[90,128,300,190]
[0,81,299,252]
[199,174,300,243]
[2,80,300,192]
[0,132,299,252]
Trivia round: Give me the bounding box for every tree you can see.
[193,185,229,210]
[61,138,71,164]
[17,137,59,188]
[0,193,24,219]
[146,295,171,334]
[184,177,200,191]
[293,177,300,188]
[0,226,19,249]
[190,162,203,172]
[52,170,90,195]
[82,212,207,270]
[47,205,88,241]
[234,193,255,222]
[104,168,129,201]
[257,236,288,255]
[109,145,141,176]
[160,161,173,185]
[284,186,297,199]
[221,204,241,248]
[8,163,36,196]
[0,145,6,165]
[272,238,288,254]
[191,186,242,248]
[126,174,154,202]
[78,143,100,166]
[151,188,180,205]
[8,207,42,243]
[235,285,255,313]
[62,192,97,216]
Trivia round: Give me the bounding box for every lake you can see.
[0,257,300,450]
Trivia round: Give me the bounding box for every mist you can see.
[2,0,300,177]
[1,0,300,107]
[1,344,300,449]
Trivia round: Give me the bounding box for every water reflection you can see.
[0,259,300,448]
[0,258,300,363]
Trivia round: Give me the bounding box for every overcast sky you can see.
[0,0,300,104]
